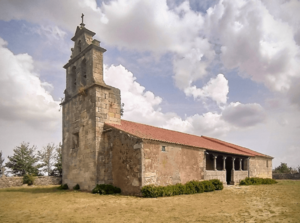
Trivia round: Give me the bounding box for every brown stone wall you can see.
[99,129,142,195]
[142,140,205,186]
[0,176,61,189]
[62,28,121,192]
[233,170,248,184]
[249,156,273,178]
[204,170,226,184]
[273,173,300,179]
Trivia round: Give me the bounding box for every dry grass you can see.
[0,180,300,223]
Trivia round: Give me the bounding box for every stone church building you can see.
[61,22,273,195]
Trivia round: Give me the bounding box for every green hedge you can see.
[23,174,35,186]
[141,179,223,198]
[240,177,277,186]
[92,184,121,195]
[73,184,80,190]
[58,184,69,190]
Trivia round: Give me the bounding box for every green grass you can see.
[0,181,299,222]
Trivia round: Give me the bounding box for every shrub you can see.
[141,179,223,198]
[58,184,69,190]
[240,177,277,186]
[209,179,224,190]
[23,174,35,186]
[92,184,121,195]
[73,184,80,190]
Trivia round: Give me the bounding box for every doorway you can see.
[225,157,232,184]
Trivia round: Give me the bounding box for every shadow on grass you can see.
[0,186,70,194]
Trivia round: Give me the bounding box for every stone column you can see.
[214,155,217,171]
[223,156,227,170]
[240,159,242,171]
[247,157,250,177]
[232,157,235,170]
[231,157,236,185]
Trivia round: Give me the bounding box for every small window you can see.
[161,146,166,152]
[72,132,79,149]
[266,160,268,168]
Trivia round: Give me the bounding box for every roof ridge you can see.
[201,136,255,156]
[118,119,203,138]
[202,135,271,157]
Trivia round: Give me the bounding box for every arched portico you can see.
[204,151,249,185]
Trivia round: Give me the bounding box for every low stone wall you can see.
[273,173,300,180]
[0,176,62,189]
[204,170,226,184]
[233,170,248,185]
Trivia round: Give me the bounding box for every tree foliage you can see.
[37,143,56,175]
[5,142,39,176]
[0,150,4,177]
[51,143,62,176]
[273,163,292,173]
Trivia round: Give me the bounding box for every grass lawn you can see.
[0,180,300,222]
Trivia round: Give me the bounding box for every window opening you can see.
[72,132,79,149]
[161,146,166,152]
[81,59,87,86]
[71,66,76,93]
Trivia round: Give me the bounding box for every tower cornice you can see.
[63,44,106,69]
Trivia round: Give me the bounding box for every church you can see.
[61,20,273,195]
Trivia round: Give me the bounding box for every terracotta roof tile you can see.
[105,120,270,157]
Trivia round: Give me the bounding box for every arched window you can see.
[81,59,87,86]
[71,66,77,92]
[78,40,82,52]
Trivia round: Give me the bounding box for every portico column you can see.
[247,157,250,177]
[214,155,217,171]
[232,157,236,170]
[240,159,242,171]
[223,156,227,170]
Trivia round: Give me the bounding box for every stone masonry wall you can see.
[0,176,61,189]
[233,170,248,185]
[273,173,300,180]
[100,128,142,195]
[204,170,226,184]
[249,156,273,178]
[142,140,205,186]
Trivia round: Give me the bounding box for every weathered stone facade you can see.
[249,156,272,178]
[142,140,205,186]
[0,176,61,188]
[62,24,121,191]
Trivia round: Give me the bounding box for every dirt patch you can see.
[0,181,299,222]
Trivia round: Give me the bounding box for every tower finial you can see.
[80,13,85,27]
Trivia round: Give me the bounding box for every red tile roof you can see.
[105,120,271,158]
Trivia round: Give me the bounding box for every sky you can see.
[0,0,299,168]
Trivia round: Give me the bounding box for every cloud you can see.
[0,37,61,129]
[222,102,266,128]
[184,73,228,105]
[205,0,300,93]
[104,64,231,137]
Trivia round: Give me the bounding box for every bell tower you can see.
[61,15,121,190]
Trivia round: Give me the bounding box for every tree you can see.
[0,151,4,177]
[51,143,62,177]
[5,142,39,176]
[273,163,291,173]
[37,143,56,176]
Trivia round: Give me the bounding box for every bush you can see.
[141,179,223,198]
[92,184,121,195]
[209,179,224,190]
[240,177,277,186]
[58,184,69,190]
[73,184,80,190]
[23,174,35,185]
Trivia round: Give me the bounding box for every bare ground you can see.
[0,180,299,223]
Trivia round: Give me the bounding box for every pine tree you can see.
[0,151,4,177]
[5,142,39,176]
[51,143,62,176]
[37,143,56,176]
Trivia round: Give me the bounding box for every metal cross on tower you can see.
[80,13,85,27]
